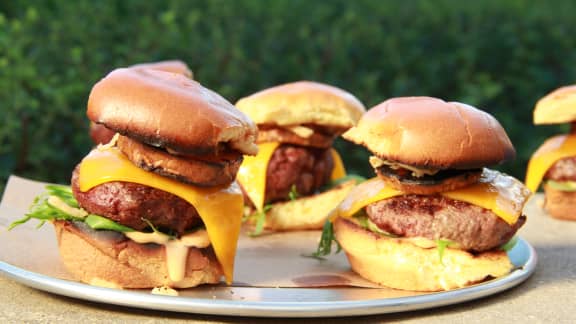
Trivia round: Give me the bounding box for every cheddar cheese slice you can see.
[336,169,531,225]
[236,141,347,211]
[525,134,576,192]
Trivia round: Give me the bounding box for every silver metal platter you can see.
[0,238,536,318]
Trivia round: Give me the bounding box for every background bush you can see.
[2,0,576,195]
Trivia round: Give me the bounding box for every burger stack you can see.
[526,85,576,220]
[24,67,258,289]
[327,96,531,291]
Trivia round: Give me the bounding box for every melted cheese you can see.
[236,142,280,211]
[525,134,576,192]
[336,169,531,225]
[330,148,346,180]
[78,147,243,284]
[237,141,347,211]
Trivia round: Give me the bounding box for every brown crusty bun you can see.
[333,217,513,292]
[89,122,117,145]
[89,61,194,146]
[88,68,258,156]
[343,96,515,170]
[54,221,222,289]
[130,60,194,79]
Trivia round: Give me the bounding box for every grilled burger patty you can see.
[264,144,334,203]
[365,195,526,252]
[545,156,576,181]
[71,167,202,235]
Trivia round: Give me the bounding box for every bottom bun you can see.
[543,184,576,221]
[333,217,513,291]
[253,181,356,231]
[53,221,222,289]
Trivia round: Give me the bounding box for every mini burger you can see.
[16,68,257,288]
[321,97,530,291]
[234,81,366,233]
[89,60,193,145]
[526,85,576,220]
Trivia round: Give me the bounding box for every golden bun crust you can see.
[343,96,515,169]
[334,217,513,291]
[543,184,576,220]
[236,81,366,132]
[534,85,576,124]
[247,181,356,231]
[87,68,258,156]
[130,60,193,78]
[53,221,222,289]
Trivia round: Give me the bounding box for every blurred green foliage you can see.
[2,0,576,195]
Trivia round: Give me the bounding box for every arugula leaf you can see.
[10,185,136,234]
[10,188,85,229]
[85,214,134,232]
[500,236,518,252]
[436,239,454,266]
[248,204,272,237]
[288,184,299,201]
[308,220,341,259]
[45,184,78,208]
[354,213,398,238]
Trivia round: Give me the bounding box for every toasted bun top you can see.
[235,81,366,132]
[87,68,258,155]
[343,97,515,169]
[534,85,576,124]
[130,60,193,79]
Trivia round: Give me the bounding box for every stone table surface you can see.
[0,194,574,323]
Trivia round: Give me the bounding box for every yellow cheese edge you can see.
[337,169,531,225]
[236,141,347,211]
[236,142,280,211]
[78,147,244,284]
[525,134,576,192]
[330,148,346,180]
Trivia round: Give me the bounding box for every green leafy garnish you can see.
[354,213,398,238]
[45,184,79,207]
[10,186,85,230]
[308,220,341,259]
[85,214,134,232]
[500,236,518,252]
[437,239,455,266]
[10,184,136,233]
[546,180,576,192]
[247,204,272,237]
[288,184,299,201]
[141,217,176,237]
